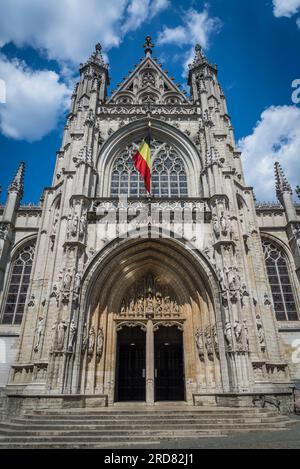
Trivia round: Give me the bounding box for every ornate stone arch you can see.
[96,118,203,198]
[72,235,229,398]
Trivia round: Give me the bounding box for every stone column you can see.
[146,320,155,405]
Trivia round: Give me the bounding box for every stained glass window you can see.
[1,243,35,325]
[262,240,298,321]
[111,140,188,198]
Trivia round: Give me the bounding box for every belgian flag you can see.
[133,123,152,193]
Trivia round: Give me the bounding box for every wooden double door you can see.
[115,326,185,402]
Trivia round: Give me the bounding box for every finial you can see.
[274,162,292,201]
[8,161,25,201]
[188,43,207,70]
[144,36,154,55]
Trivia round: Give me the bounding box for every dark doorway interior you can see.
[115,327,146,401]
[154,326,185,401]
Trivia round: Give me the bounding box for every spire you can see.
[80,42,108,71]
[8,161,25,201]
[143,36,154,56]
[274,162,292,199]
[188,44,207,70]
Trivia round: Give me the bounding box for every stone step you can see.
[2,417,288,429]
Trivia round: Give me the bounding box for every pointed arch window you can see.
[1,243,35,325]
[262,240,298,321]
[110,140,188,198]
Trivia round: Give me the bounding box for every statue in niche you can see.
[72,214,79,236]
[66,214,72,238]
[52,209,59,236]
[256,314,266,348]
[68,319,77,351]
[217,268,227,292]
[57,320,68,350]
[224,322,233,350]
[212,214,220,238]
[244,320,249,351]
[234,320,243,345]
[50,321,58,351]
[227,267,241,292]
[88,326,95,356]
[212,325,219,355]
[34,317,44,352]
[96,328,104,358]
[82,322,88,352]
[205,328,214,356]
[79,213,87,238]
[74,272,81,294]
[195,329,205,359]
[63,270,72,292]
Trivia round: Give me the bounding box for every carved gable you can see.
[109,56,189,106]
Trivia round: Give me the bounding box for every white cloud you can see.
[157,8,221,74]
[273,0,300,17]
[0,55,71,141]
[297,17,300,27]
[0,0,169,65]
[238,105,300,201]
[158,8,221,49]
[122,0,170,33]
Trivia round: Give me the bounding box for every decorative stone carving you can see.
[28,294,35,307]
[0,223,9,240]
[118,273,180,320]
[234,320,243,350]
[212,325,219,356]
[73,146,93,168]
[74,272,81,297]
[264,293,272,306]
[34,317,44,352]
[212,214,220,238]
[96,328,104,359]
[79,212,87,238]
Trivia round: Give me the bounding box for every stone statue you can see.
[72,214,79,236]
[52,209,59,236]
[88,326,95,356]
[212,214,220,238]
[82,322,88,352]
[79,214,87,238]
[205,328,214,356]
[57,320,67,350]
[51,321,58,351]
[96,328,104,358]
[63,270,72,292]
[256,314,266,348]
[68,319,77,351]
[66,214,72,238]
[74,272,81,294]
[227,267,241,292]
[234,320,243,344]
[244,320,249,350]
[34,317,44,352]
[220,213,228,236]
[224,322,233,350]
[212,325,219,355]
[217,268,226,292]
[195,329,205,359]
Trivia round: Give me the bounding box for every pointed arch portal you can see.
[75,237,229,404]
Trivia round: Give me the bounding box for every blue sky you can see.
[0,0,300,203]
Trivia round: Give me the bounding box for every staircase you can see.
[0,406,292,448]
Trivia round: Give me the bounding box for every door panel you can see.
[116,327,146,401]
[154,326,185,401]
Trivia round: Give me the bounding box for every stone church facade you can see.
[0,38,299,414]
